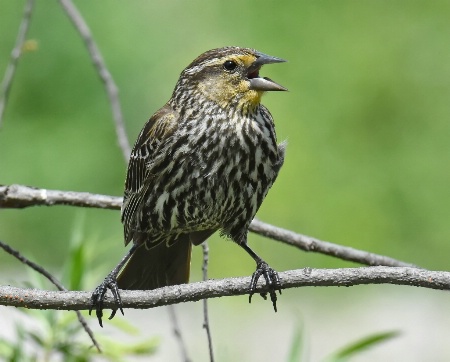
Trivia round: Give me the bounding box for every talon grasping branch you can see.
[90,46,287,326]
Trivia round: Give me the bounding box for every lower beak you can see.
[249,77,287,91]
[248,52,287,92]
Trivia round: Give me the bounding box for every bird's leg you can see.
[89,244,138,327]
[239,242,282,312]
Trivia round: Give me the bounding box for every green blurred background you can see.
[1,1,450,361]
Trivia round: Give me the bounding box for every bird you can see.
[90,46,287,327]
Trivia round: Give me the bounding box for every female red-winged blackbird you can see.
[90,46,287,326]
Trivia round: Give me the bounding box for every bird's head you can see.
[172,47,287,113]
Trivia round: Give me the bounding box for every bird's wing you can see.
[121,104,179,245]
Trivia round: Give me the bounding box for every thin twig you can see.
[167,305,192,362]
[58,0,131,160]
[0,240,101,352]
[0,0,35,126]
[2,266,450,311]
[0,184,417,269]
[249,219,417,268]
[201,242,214,362]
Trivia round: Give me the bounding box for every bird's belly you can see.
[166,152,276,233]
[145,151,276,236]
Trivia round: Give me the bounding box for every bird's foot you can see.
[249,261,282,312]
[89,272,123,327]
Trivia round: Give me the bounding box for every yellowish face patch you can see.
[195,52,263,111]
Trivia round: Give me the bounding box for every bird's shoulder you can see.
[132,104,179,154]
[125,104,179,190]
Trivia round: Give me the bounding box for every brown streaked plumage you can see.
[90,46,287,326]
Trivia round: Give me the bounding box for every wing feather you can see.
[121,104,179,245]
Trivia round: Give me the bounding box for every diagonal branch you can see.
[0,0,35,126]
[0,184,417,268]
[58,0,131,160]
[249,219,417,268]
[0,240,101,352]
[1,267,449,311]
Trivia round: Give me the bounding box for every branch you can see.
[0,240,101,352]
[168,305,192,362]
[58,0,131,160]
[0,184,417,268]
[0,184,121,210]
[0,0,35,126]
[201,242,214,362]
[249,219,417,268]
[1,267,449,311]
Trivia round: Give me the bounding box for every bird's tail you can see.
[117,235,192,290]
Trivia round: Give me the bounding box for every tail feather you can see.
[117,235,192,290]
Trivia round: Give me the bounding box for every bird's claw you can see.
[89,273,123,327]
[249,261,282,312]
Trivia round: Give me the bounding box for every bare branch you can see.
[249,219,417,268]
[58,0,131,160]
[0,0,35,126]
[1,267,449,311]
[0,184,417,268]
[201,242,214,362]
[168,305,192,362]
[0,240,101,352]
[0,184,121,210]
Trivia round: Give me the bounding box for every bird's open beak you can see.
[248,52,287,92]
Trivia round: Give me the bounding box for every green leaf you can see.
[67,212,87,290]
[69,242,85,290]
[287,324,304,362]
[99,336,159,359]
[106,316,141,335]
[0,338,14,358]
[326,330,400,362]
[28,331,45,347]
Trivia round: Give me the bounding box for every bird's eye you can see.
[223,60,237,71]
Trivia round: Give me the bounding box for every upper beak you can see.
[248,52,287,92]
